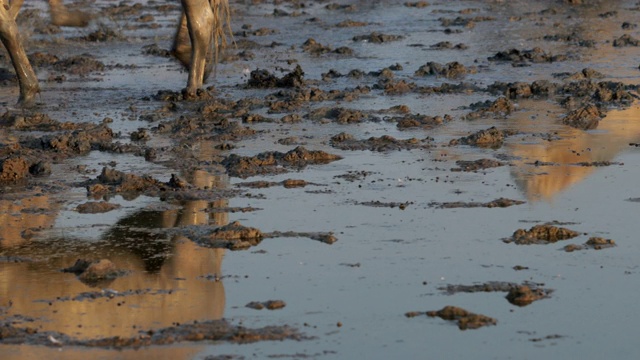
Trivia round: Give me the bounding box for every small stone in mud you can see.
[505,224,580,245]
[76,201,121,214]
[425,306,496,330]
[562,104,602,130]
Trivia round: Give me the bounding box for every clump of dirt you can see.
[613,34,640,47]
[429,198,525,209]
[451,159,505,172]
[354,200,413,210]
[21,124,115,154]
[221,146,342,178]
[394,114,452,130]
[554,68,605,81]
[488,80,557,99]
[352,32,403,43]
[1,112,78,132]
[306,107,369,124]
[248,65,305,88]
[404,1,430,8]
[263,231,338,245]
[0,157,30,182]
[76,201,121,214]
[236,179,315,189]
[561,104,602,130]
[246,300,286,310]
[197,221,264,250]
[464,97,514,119]
[330,133,432,151]
[414,61,476,79]
[488,47,566,64]
[52,55,106,76]
[301,38,352,56]
[85,167,167,196]
[505,224,581,245]
[62,259,128,287]
[505,285,550,306]
[564,237,616,252]
[439,16,494,28]
[449,126,513,148]
[429,41,467,50]
[406,306,496,330]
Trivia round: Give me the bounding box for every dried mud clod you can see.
[61,259,127,287]
[409,306,496,330]
[221,146,342,178]
[414,61,476,79]
[505,285,550,306]
[464,97,514,119]
[352,32,403,43]
[394,114,452,130]
[613,34,640,47]
[247,65,305,88]
[199,221,264,250]
[505,224,580,245]
[76,201,121,214]
[439,281,552,306]
[488,47,567,64]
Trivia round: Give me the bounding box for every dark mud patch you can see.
[333,170,376,182]
[414,61,477,79]
[76,201,121,214]
[352,32,403,43]
[406,306,496,330]
[451,159,505,172]
[0,320,303,348]
[36,288,175,304]
[394,114,452,130]
[613,34,640,47]
[248,65,305,88]
[439,281,552,306]
[263,231,338,245]
[572,161,622,167]
[563,237,616,252]
[236,179,320,189]
[561,104,602,130]
[246,300,286,310]
[330,133,433,151]
[504,224,581,245]
[221,146,342,178]
[464,97,514,120]
[488,47,567,65]
[429,198,525,209]
[353,200,413,210]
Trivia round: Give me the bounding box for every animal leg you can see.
[0,0,39,105]
[181,0,214,98]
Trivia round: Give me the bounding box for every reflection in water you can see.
[0,170,229,350]
[510,105,640,201]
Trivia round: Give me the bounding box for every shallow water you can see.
[2,0,640,359]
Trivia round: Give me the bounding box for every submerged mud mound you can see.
[196,221,264,250]
[564,237,616,252]
[451,159,505,172]
[439,281,552,306]
[429,198,525,209]
[505,224,581,245]
[414,61,476,79]
[248,65,305,88]
[406,306,496,330]
[449,127,513,148]
[488,47,567,64]
[562,104,602,130]
[222,146,342,178]
[61,259,128,287]
[464,97,514,119]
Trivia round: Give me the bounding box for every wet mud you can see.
[2,0,640,358]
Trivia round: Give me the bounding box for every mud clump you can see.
[564,237,616,252]
[330,133,432,151]
[76,201,121,214]
[465,97,514,119]
[62,259,127,287]
[0,157,30,182]
[394,114,452,130]
[222,146,342,178]
[505,285,549,306]
[197,221,264,250]
[246,300,286,310]
[87,167,166,195]
[52,55,106,76]
[306,107,368,124]
[452,159,505,172]
[410,306,496,330]
[352,32,403,43]
[430,198,525,209]
[562,104,602,130]
[505,224,580,245]
[248,65,304,88]
[449,127,512,148]
[488,47,566,64]
[414,61,476,79]
[613,34,640,47]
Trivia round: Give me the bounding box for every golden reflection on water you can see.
[0,170,229,349]
[509,105,640,201]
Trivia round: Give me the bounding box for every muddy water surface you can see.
[2,0,640,359]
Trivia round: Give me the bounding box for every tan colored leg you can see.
[181,0,214,98]
[0,0,39,105]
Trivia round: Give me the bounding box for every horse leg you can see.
[48,0,90,27]
[180,0,214,98]
[0,0,39,106]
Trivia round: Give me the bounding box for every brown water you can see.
[2,0,640,358]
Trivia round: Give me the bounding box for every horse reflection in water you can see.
[0,170,228,347]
